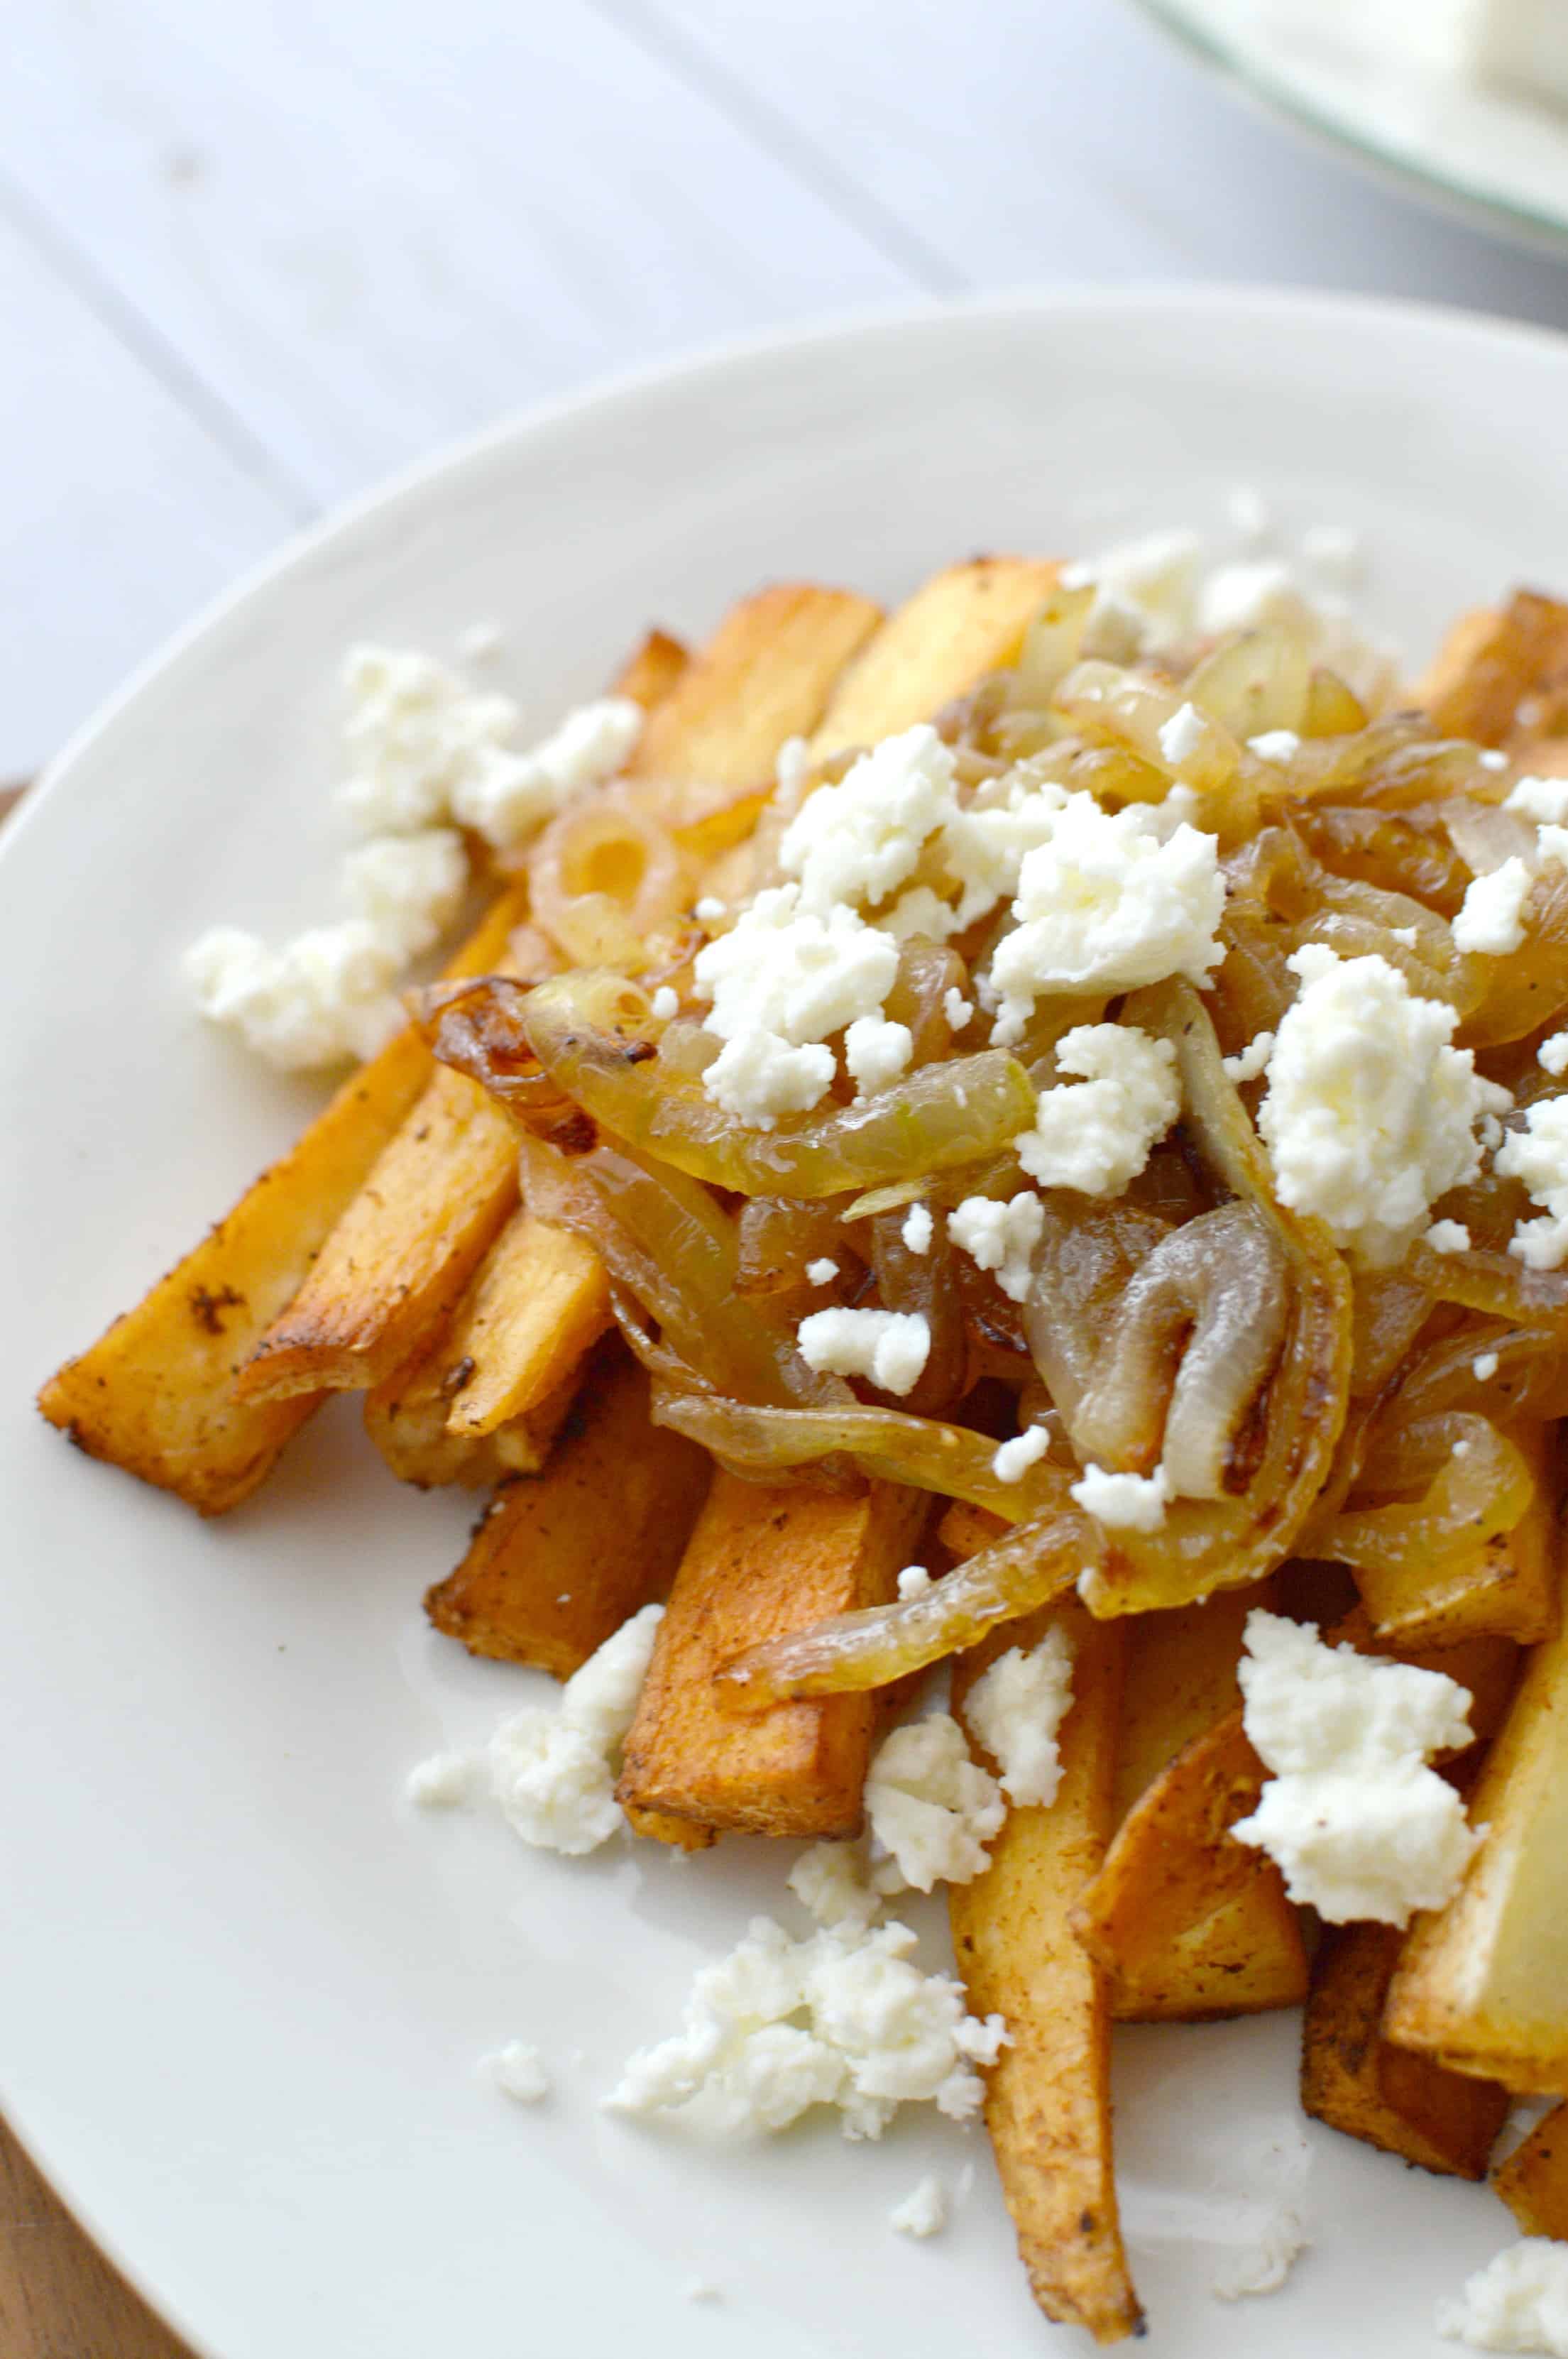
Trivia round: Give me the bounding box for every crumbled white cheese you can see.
[1158,701,1207,768]
[184,921,403,1071]
[948,1191,1045,1305]
[605,1914,1008,2140]
[405,1750,476,1808]
[788,1841,882,1934]
[1507,776,1568,826]
[339,645,517,833]
[1425,1220,1472,1254]
[1539,1031,1568,1077]
[897,1564,934,1600]
[1438,2239,1568,2355]
[1258,945,1508,1266]
[1071,528,1204,659]
[1015,1023,1180,1195]
[449,696,642,848]
[943,987,973,1031]
[694,895,725,924]
[341,827,468,958]
[991,1425,1051,1485]
[1212,2208,1309,2301]
[650,985,679,1021]
[1224,1029,1276,1083]
[988,796,1225,1044]
[486,1605,662,1856]
[1454,856,1536,956]
[865,1714,1006,1893]
[774,735,810,797]
[1391,924,1418,946]
[1247,730,1302,763]
[889,2176,948,2240]
[844,1015,914,1097]
[1070,1460,1173,1532]
[779,724,958,918]
[1481,750,1511,775]
[796,1307,931,1396]
[1496,1098,1568,1270]
[805,1257,839,1286]
[487,2041,550,2103]
[1474,1351,1501,1381]
[964,1625,1075,1807]
[694,886,898,1124]
[1232,1610,1479,1927]
[901,1202,934,1254]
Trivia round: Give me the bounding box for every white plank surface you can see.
[0,195,300,782]
[9,0,1568,785]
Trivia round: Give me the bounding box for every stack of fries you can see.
[40,560,1568,2343]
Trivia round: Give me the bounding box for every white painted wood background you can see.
[8,0,1568,784]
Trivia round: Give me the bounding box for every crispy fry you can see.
[1494,2101,1568,2238]
[1113,1589,1259,1821]
[951,1606,1144,2346]
[1074,1707,1307,2023]
[625,585,882,789]
[1386,1600,1568,2095]
[425,1348,711,1677]
[1418,589,1568,745]
[441,1216,610,1440]
[1303,1922,1508,2179]
[807,557,1060,758]
[234,1060,524,1399]
[363,1339,576,1488]
[36,882,530,1513]
[610,626,691,712]
[615,1474,929,1840]
[1352,1435,1561,1651]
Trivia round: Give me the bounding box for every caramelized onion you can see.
[716,1504,1097,1706]
[1312,1413,1533,1582]
[515,973,1037,1198]
[528,787,691,969]
[651,1391,1076,1523]
[1068,1203,1288,1498]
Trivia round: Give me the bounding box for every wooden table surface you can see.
[8,2,1568,2349]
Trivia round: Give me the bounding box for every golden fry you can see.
[1303,1922,1508,2179]
[808,557,1059,757]
[1494,2101,1568,2239]
[36,882,530,1512]
[951,1606,1144,2346]
[1073,1708,1307,2023]
[615,1475,928,1840]
[442,1216,610,1441]
[424,1350,711,1679]
[1386,1604,1568,2094]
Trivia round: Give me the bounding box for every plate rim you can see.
[1129,0,1568,255]
[13,278,1568,2359]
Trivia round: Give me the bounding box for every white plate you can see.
[2,288,1558,2359]
[1136,0,1568,252]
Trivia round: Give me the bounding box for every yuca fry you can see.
[1494,2101,1568,2239]
[1113,1589,1259,1822]
[615,1474,930,1840]
[625,584,882,788]
[806,557,1060,758]
[36,881,530,1514]
[438,1217,610,1440]
[951,1606,1144,2346]
[363,1342,576,1488]
[1386,1598,1568,2095]
[610,626,691,713]
[1073,1707,1307,2023]
[1418,589,1568,745]
[1303,1922,1508,2179]
[425,1347,711,1678]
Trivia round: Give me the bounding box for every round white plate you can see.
[2,288,1559,2359]
[1136,0,1568,252]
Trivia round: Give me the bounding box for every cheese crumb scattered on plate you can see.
[1437,2238,1568,2355]
[486,2042,550,2104]
[889,2174,948,2239]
